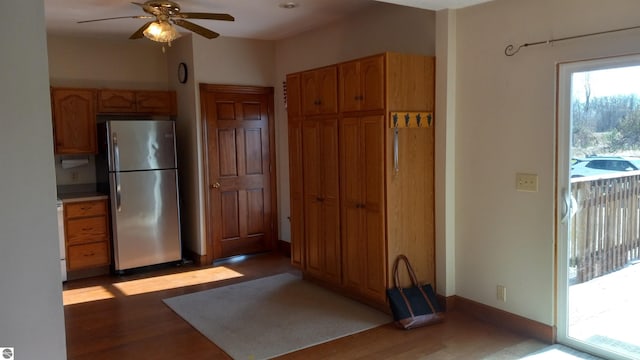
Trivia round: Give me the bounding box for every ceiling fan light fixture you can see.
[143,21,181,43]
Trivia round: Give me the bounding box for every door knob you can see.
[211,182,221,189]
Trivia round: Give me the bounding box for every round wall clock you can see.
[178,62,188,84]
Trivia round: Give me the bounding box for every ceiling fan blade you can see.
[129,21,154,39]
[173,19,219,39]
[78,15,151,23]
[177,13,234,21]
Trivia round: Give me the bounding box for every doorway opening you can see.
[558,55,640,360]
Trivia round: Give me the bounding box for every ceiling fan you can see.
[78,0,234,43]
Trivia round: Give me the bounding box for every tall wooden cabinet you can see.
[287,52,435,310]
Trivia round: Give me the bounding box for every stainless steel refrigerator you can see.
[96,119,182,272]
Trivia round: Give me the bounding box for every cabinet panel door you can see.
[339,61,361,112]
[52,88,97,154]
[317,67,338,114]
[302,118,340,284]
[340,117,364,289]
[286,73,302,117]
[302,120,323,277]
[340,116,385,301]
[360,56,385,111]
[319,118,341,282]
[301,71,319,116]
[360,116,386,301]
[288,117,304,268]
[339,56,384,112]
[301,67,337,115]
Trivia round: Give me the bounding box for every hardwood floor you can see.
[63,252,543,359]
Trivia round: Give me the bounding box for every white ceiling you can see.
[44,0,494,41]
[374,0,493,11]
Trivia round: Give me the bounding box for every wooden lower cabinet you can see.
[64,199,110,271]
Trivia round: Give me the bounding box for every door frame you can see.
[556,53,640,360]
[199,84,278,264]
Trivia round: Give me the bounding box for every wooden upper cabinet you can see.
[51,88,97,154]
[98,90,177,115]
[301,66,338,116]
[339,55,385,112]
[136,91,176,115]
[97,90,136,113]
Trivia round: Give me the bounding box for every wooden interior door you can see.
[200,85,277,262]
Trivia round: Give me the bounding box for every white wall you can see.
[451,0,640,325]
[48,35,170,89]
[0,1,67,358]
[274,2,436,243]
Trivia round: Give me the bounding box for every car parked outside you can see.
[571,156,640,178]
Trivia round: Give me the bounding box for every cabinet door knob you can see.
[210,182,221,189]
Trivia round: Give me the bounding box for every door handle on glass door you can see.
[561,188,577,224]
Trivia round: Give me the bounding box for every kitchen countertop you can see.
[58,192,108,203]
[57,184,108,203]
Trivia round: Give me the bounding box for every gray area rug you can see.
[163,272,391,359]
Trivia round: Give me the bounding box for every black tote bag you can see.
[386,255,444,329]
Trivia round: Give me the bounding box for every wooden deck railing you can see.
[570,172,640,283]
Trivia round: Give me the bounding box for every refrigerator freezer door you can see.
[107,120,176,172]
[110,169,181,271]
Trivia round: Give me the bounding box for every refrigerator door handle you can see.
[113,132,122,212]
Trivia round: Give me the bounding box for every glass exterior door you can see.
[557,55,640,360]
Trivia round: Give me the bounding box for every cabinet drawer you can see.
[68,242,109,270]
[65,200,107,218]
[66,217,108,244]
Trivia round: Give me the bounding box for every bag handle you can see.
[392,255,439,316]
[392,254,421,288]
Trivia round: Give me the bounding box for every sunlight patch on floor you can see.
[63,285,115,306]
[112,266,244,296]
[63,266,245,305]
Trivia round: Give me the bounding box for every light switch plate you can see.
[516,173,538,192]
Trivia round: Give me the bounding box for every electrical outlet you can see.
[497,285,507,302]
[516,173,538,192]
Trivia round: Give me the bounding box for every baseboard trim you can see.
[277,240,291,258]
[183,248,207,266]
[451,295,556,344]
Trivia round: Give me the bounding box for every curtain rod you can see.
[504,24,640,57]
